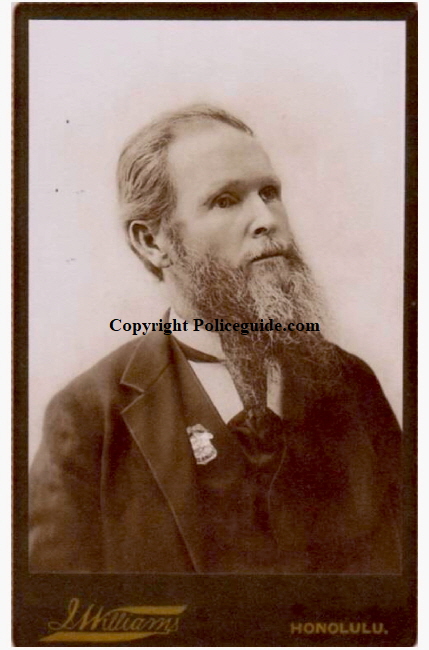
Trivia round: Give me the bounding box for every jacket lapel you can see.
[119,331,227,572]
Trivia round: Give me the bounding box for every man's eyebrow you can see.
[202,176,281,206]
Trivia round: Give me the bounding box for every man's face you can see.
[162,121,338,406]
[166,122,292,269]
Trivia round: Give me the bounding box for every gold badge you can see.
[186,424,218,465]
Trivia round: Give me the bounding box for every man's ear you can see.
[128,220,172,270]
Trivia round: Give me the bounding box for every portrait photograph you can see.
[14,3,417,646]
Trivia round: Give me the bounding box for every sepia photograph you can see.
[14,3,416,646]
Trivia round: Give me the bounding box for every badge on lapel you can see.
[186,424,218,465]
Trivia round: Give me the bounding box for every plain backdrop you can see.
[28,19,406,462]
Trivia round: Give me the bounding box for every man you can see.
[30,104,401,573]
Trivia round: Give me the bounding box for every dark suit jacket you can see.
[29,332,401,573]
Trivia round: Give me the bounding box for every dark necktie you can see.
[227,408,285,467]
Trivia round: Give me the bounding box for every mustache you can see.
[241,240,304,269]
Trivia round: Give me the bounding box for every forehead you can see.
[167,122,276,200]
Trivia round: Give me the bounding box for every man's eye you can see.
[213,194,237,209]
[260,185,280,202]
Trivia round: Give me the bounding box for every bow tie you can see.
[227,408,285,466]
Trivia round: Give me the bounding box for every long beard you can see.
[169,236,342,414]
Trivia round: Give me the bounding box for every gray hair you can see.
[117,104,254,279]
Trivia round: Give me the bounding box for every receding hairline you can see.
[167,116,256,154]
[152,103,254,136]
[120,104,253,156]
[165,116,258,175]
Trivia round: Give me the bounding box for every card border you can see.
[13,3,417,646]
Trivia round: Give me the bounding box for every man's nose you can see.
[249,195,284,239]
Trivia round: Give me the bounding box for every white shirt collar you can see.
[168,308,283,420]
